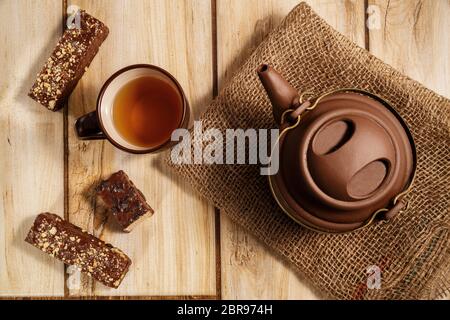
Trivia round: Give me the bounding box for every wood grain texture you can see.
[66,0,216,296]
[368,0,450,299]
[0,0,64,296]
[368,0,450,98]
[1,0,448,299]
[216,0,366,299]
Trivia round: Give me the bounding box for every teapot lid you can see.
[269,90,416,233]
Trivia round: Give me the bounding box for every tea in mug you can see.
[113,76,183,148]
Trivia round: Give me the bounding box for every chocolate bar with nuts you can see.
[96,170,154,232]
[25,213,131,288]
[28,10,109,111]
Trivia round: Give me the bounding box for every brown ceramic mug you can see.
[75,64,190,154]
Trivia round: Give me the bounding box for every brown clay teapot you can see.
[257,64,416,233]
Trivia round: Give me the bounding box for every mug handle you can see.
[75,111,106,140]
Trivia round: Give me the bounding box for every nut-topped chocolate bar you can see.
[28,10,108,111]
[97,170,154,232]
[25,213,131,288]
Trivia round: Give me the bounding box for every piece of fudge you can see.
[96,170,154,232]
[28,10,109,111]
[25,213,131,289]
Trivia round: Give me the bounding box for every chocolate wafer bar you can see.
[25,213,131,288]
[28,10,109,111]
[96,170,154,232]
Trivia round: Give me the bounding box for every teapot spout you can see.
[257,64,299,124]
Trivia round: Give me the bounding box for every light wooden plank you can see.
[368,0,450,299]
[368,0,450,97]
[217,0,366,299]
[0,0,64,296]
[66,0,216,296]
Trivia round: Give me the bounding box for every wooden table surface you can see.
[0,0,449,299]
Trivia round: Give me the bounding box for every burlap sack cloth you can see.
[166,2,450,299]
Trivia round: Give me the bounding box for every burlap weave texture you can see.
[167,2,450,299]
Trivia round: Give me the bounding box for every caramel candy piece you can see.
[25,213,131,288]
[28,10,109,111]
[96,170,154,232]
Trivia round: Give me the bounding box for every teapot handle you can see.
[279,99,313,128]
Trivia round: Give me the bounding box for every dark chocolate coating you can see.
[96,170,154,232]
[25,213,131,288]
[28,10,109,111]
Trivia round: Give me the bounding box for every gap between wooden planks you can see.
[1,0,448,299]
[216,0,449,299]
[65,0,450,300]
[64,0,216,298]
[217,0,366,299]
[0,0,65,298]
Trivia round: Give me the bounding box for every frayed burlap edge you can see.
[166,2,450,299]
